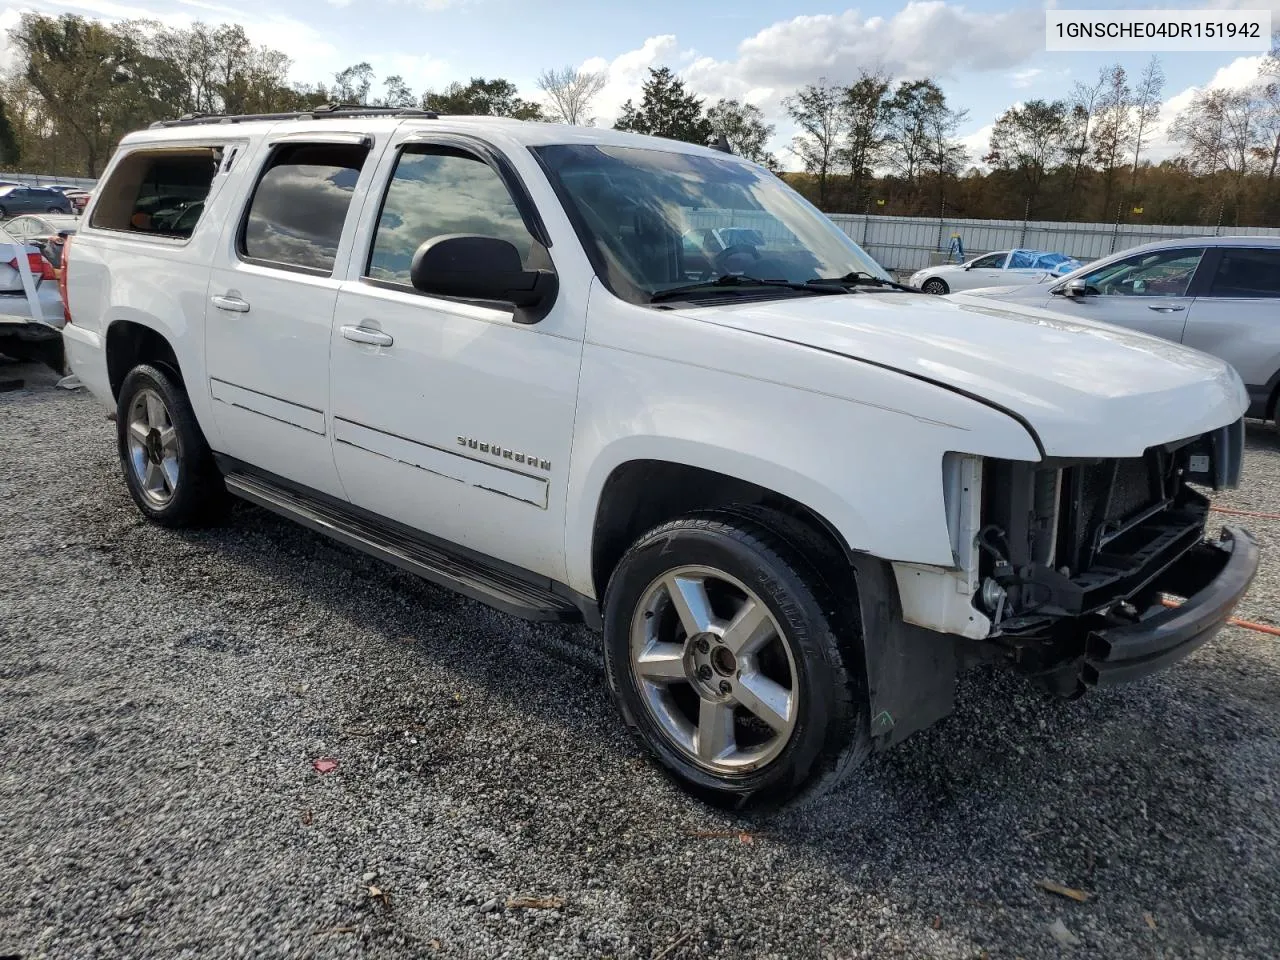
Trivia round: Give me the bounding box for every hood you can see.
[682,292,1247,459]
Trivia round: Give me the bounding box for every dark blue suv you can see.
[0,185,72,218]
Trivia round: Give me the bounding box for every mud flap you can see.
[851,554,958,750]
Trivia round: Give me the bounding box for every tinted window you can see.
[533,143,888,303]
[971,252,1007,268]
[1081,248,1203,297]
[90,147,221,239]
[1208,248,1280,298]
[367,147,535,284]
[242,142,368,274]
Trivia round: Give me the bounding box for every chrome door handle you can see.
[1147,304,1185,313]
[211,295,250,313]
[341,324,394,347]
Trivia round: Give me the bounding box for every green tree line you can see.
[2,13,1278,228]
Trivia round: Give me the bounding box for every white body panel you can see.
[64,116,1250,645]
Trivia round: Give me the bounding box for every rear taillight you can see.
[57,237,72,324]
[6,251,55,282]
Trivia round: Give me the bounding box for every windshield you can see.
[533,143,889,304]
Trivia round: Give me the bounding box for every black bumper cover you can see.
[1080,525,1259,688]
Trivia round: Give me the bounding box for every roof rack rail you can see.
[150,103,439,128]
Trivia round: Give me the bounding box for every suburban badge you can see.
[457,436,551,472]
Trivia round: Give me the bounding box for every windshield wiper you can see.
[808,271,921,293]
[649,274,852,303]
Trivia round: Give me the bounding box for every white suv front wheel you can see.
[602,510,871,809]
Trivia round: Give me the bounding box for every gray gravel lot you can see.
[2,360,1279,960]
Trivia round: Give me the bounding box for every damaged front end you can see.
[973,418,1259,696]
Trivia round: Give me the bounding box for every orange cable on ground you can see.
[1211,505,1280,521]
[1159,597,1280,637]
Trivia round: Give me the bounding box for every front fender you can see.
[564,296,1043,597]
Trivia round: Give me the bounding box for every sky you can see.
[1,0,1277,171]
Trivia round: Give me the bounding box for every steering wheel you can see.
[712,243,761,276]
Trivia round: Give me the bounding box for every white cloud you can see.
[1010,67,1043,89]
[960,122,994,165]
[0,8,21,74]
[681,2,1042,100]
[577,34,681,123]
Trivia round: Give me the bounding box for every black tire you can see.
[921,277,948,295]
[47,206,66,214]
[0,206,7,219]
[603,510,870,810]
[116,363,227,527]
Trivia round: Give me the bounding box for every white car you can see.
[910,249,1081,295]
[0,230,65,367]
[62,108,1257,807]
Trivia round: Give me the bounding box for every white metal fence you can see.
[825,213,1280,274]
[0,172,97,190]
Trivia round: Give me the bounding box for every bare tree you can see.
[1129,56,1165,190]
[1171,87,1263,183]
[1090,65,1132,218]
[537,66,607,125]
[1261,32,1280,183]
[1064,68,1108,216]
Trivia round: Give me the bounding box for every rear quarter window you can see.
[90,147,223,240]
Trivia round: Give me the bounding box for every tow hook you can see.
[1108,600,1141,623]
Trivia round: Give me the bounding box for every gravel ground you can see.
[2,360,1279,960]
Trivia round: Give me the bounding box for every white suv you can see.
[62,107,1258,807]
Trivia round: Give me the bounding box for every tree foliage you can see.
[423,77,544,119]
[706,98,774,164]
[986,99,1068,216]
[783,79,845,205]
[614,67,711,144]
[0,95,18,166]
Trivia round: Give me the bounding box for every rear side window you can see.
[90,147,221,239]
[240,142,368,275]
[1208,248,1280,298]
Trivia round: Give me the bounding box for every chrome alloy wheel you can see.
[629,565,799,773]
[126,388,180,506]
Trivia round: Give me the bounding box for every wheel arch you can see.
[586,454,859,606]
[106,319,184,400]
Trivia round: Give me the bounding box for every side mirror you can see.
[1060,278,1091,298]
[410,234,557,323]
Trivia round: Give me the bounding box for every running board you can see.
[223,472,581,623]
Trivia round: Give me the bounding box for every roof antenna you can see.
[711,133,733,154]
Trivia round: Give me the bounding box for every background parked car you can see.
[0,228,65,368]
[953,236,1280,421]
[909,248,1082,294]
[0,184,73,217]
[48,185,91,213]
[3,214,78,268]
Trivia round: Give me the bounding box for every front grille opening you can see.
[979,443,1212,626]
